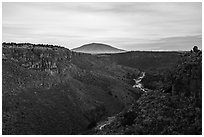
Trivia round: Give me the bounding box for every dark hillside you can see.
[94,47,202,135]
[105,51,182,90]
[2,43,142,135]
[109,51,182,72]
[3,42,201,135]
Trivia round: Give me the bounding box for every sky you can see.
[2,2,202,51]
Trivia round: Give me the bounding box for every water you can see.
[95,72,147,131]
[133,72,146,92]
[95,116,116,130]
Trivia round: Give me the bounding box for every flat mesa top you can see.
[72,43,126,54]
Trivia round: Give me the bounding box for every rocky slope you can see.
[93,47,202,135]
[2,42,141,135]
[3,42,201,135]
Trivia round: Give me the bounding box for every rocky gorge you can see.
[2,42,142,134]
[2,42,202,135]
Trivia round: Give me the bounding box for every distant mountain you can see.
[72,43,126,54]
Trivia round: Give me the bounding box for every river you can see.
[94,116,115,130]
[133,72,147,92]
[95,72,147,131]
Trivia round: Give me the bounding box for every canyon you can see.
[2,42,202,135]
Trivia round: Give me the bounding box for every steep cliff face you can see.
[3,43,71,73]
[2,43,142,135]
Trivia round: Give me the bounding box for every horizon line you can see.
[2,41,198,52]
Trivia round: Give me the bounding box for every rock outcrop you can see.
[2,42,141,135]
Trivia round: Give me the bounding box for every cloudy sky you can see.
[2,2,202,51]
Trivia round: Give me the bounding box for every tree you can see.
[193,46,199,53]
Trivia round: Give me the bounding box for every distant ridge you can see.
[72,43,126,54]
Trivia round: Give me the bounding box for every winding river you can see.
[94,116,115,130]
[133,72,147,92]
[95,72,147,131]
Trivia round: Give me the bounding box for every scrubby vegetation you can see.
[2,42,201,135]
[109,51,182,71]
[94,46,202,135]
[2,42,141,135]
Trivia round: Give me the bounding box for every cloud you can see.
[125,35,202,51]
[2,2,202,50]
